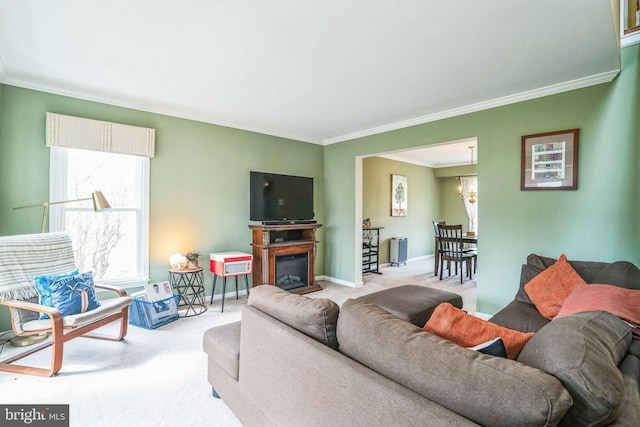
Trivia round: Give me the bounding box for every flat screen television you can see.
[250,171,314,224]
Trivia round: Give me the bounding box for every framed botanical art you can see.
[391,174,407,216]
[521,129,579,191]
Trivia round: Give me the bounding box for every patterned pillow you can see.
[50,271,101,316]
[34,269,79,319]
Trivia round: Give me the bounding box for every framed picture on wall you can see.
[521,129,579,190]
[391,174,407,216]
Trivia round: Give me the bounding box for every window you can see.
[459,175,478,233]
[50,147,149,287]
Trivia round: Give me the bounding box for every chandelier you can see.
[457,146,477,204]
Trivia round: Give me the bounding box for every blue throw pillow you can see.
[50,271,101,316]
[469,337,507,358]
[34,269,79,319]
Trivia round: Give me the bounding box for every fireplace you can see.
[250,223,322,294]
[275,253,308,291]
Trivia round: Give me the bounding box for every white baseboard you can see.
[208,288,249,301]
[316,275,362,288]
[380,254,434,268]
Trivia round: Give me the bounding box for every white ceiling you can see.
[0,1,621,166]
[379,138,478,169]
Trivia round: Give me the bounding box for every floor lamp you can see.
[10,191,110,346]
[13,190,111,233]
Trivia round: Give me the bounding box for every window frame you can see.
[49,147,150,288]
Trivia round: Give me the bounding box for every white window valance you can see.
[46,112,155,158]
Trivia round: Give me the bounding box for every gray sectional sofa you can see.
[203,255,640,426]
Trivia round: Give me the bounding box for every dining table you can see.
[434,234,478,276]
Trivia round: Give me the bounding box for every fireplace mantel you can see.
[249,223,322,294]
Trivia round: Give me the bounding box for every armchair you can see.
[0,232,132,377]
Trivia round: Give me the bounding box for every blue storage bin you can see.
[129,295,179,329]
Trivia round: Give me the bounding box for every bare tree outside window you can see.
[55,149,143,281]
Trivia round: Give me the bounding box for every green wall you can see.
[324,44,640,314]
[1,45,638,326]
[362,156,440,263]
[0,85,325,329]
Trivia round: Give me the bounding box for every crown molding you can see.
[377,153,437,168]
[323,69,620,145]
[0,75,323,145]
[378,154,475,169]
[1,68,619,147]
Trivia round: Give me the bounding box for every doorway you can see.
[355,137,479,286]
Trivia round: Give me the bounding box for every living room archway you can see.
[355,137,479,286]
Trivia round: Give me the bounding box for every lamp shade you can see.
[14,190,111,233]
[92,191,111,211]
[169,253,187,270]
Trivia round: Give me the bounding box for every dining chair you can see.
[432,221,446,276]
[437,224,477,283]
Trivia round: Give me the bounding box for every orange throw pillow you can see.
[524,254,587,320]
[423,303,534,359]
[556,284,640,325]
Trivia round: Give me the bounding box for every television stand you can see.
[261,220,317,226]
[249,223,322,294]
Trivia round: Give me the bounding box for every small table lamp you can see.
[169,254,188,270]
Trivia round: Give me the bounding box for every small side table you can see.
[169,267,207,317]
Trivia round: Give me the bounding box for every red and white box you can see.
[210,251,253,277]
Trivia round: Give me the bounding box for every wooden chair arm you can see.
[1,299,62,319]
[94,283,128,297]
[0,299,64,335]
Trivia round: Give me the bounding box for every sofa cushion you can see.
[631,339,640,358]
[239,304,479,427]
[203,321,241,380]
[355,284,462,327]
[615,354,640,427]
[424,302,534,359]
[518,311,632,427]
[556,284,640,336]
[591,261,640,290]
[526,254,608,283]
[515,263,543,305]
[22,296,131,331]
[338,299,572,427]
[247,285,339,350]
[524,254,586,319]
[489,300,550,333]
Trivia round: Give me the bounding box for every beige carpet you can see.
[319,258,477,313]
[0,258,475,427]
